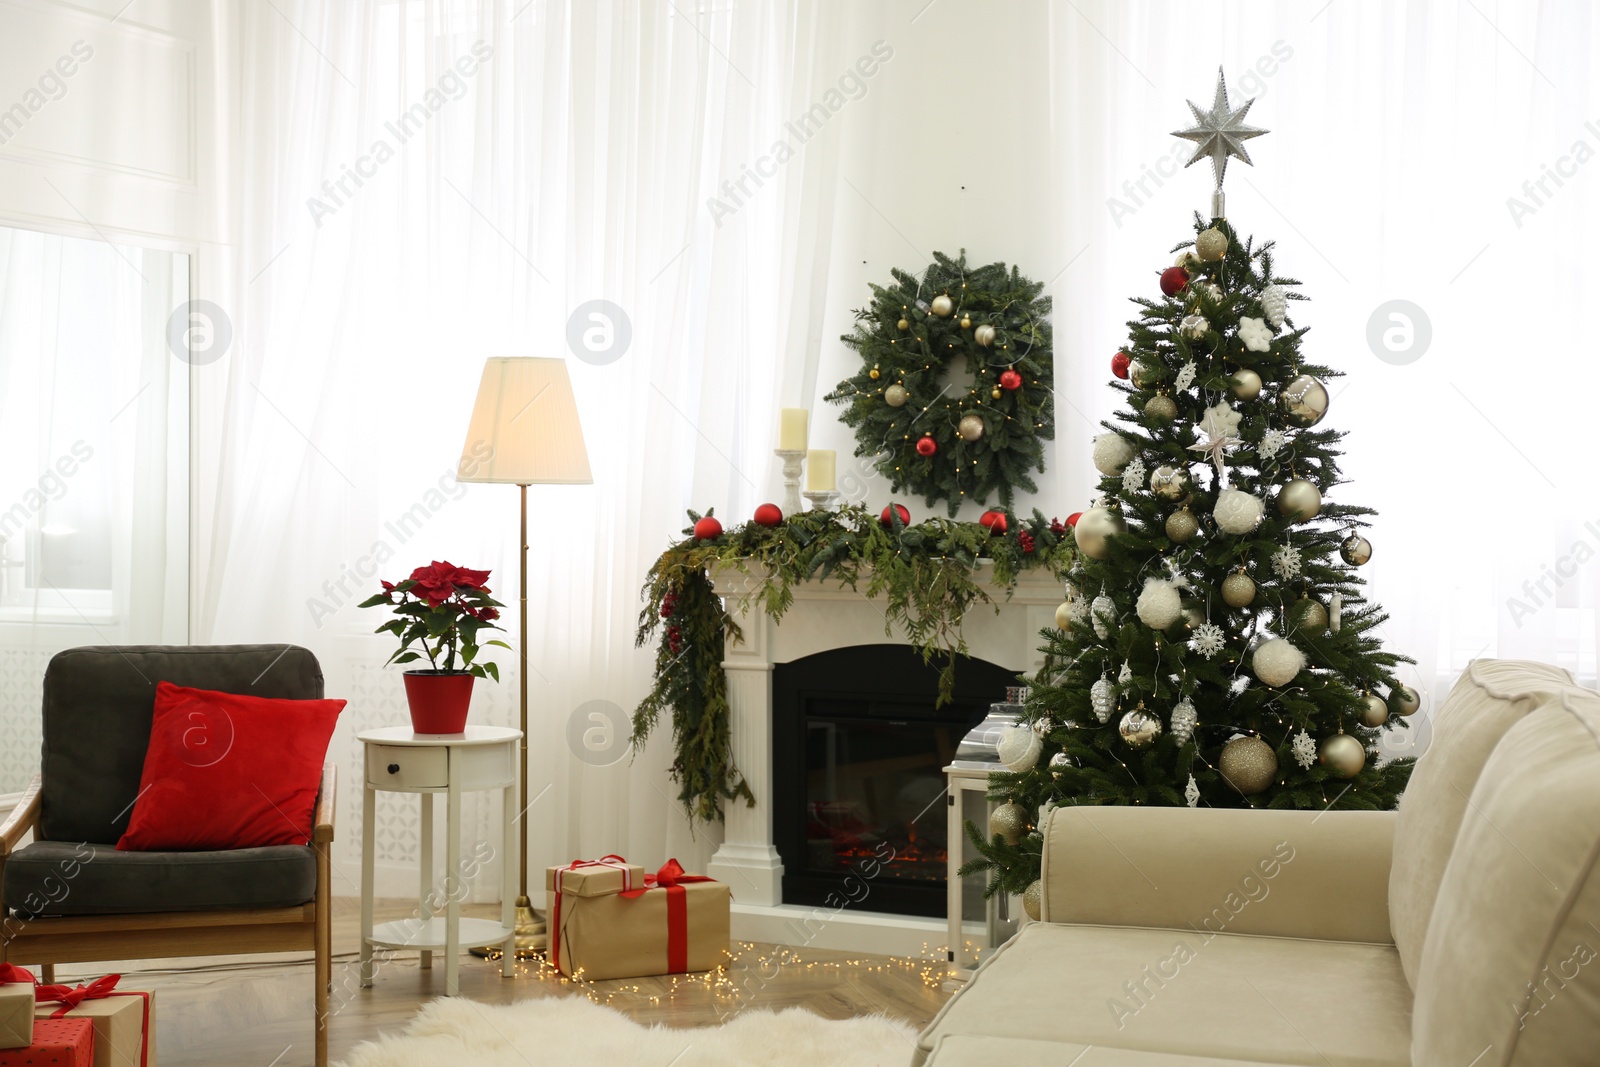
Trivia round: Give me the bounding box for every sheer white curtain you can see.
[1046,0,1600,756]
[208,0,869,891]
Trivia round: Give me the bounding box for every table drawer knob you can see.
[387,763,400,775]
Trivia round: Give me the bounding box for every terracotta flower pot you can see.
[403,670,474,734]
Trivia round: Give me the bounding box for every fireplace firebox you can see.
[771,644,1017,918]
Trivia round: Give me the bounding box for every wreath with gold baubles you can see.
[826,250,1054,516]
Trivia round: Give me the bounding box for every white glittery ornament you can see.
[1291,729,1317,770]
[1091,594,1117,639]
[1230,675,1251,696]
[1174,360,1197,392]
[1258,428,1287,461]
[1090,677,1116,723]
[1170,698,1198,744]
[1092,433,1136,476]
[1136,578,1183,630]
[1237,316,1273,352]
[1121,456,1148,495]
[1185,774,1200,808]
[1117,662,1133,685]
[997,724,1044,773]
[1261,284,1287,328]
[1330,592,1343,633]
[1189,622,1225,659]
[1213,488,1265,535]
[1252,638,1307,687]
[1064,593,1090,624]
[1272,543,1302,580]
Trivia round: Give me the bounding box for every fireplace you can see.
[771,644,1016,917]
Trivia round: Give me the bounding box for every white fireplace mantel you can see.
[702,560,1061,955]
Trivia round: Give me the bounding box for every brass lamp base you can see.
[471,896,547,960]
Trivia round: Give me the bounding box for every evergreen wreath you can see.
[826,250,1054,516]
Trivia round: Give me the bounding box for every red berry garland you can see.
[1018,530,1036,554]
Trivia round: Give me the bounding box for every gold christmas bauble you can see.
[1289,597,1328,633]
[1277,478,1322,521]
[1182,604,1207,630]
[959,315,972,329]
[931,294,954,317]
[1319,733,1366,778]
[1055,601,1076,630]
[1073,506,1125,560]
[1390,685,1422,717]
[1165,507,1199,544]
[974,323,996,347]
[884,383,909,407]
[958,413,985,442]
[1119,706,1163,747]
[1150,465,1191,501]
[1196,227,1229,261]
[1221,571,1256,608]
[869,367,881,380]
[1023,879,1042,922]
[989,801,1029,845]
[1279,374,1330,427]
[1219,735,1278,795]
[991,387,1002,399]
[1360,692,1390,727]
[1341,534,1373,566]
[1174,249,1203,272]
[1229,367,1263,400]
[897,318,910,331]
[1129,358,1162,390]
[1178,313,1210,341]
[1144,393,1177,423]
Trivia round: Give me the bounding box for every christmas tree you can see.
[967,71,1417,899]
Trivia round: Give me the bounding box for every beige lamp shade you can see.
[458,357,593,484]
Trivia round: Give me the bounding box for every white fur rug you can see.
[337,995,918,1067]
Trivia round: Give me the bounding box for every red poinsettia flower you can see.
[408,561,492,605]
[362,561,507,678]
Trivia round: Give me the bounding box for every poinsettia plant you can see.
[359,561,509,680]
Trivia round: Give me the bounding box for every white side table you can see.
[945,763,1020,980]
[359,725,522,995]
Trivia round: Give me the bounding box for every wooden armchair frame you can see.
[0,765,337,1066]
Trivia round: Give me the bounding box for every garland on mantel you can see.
[632,504,1078,823]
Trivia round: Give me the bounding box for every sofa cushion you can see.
[923,1034,1305,1066]
[1389,658,1575,988]
[1411,688,1600,1067]
[2,840,317,917]
[39,645,325,845]
[917,921,1411,1067]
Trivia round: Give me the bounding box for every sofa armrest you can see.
[1041,806,1395,944]
[0,775,41,859]
[312,764,336,845]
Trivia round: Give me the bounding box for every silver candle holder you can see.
[775,449,805,516]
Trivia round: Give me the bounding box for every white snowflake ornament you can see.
[1272,543,1303,580]
[1170,698,1198,744]
[1238,316,1273,353]
[1261,284,1287,327]
[1258,428,1287,461]
[1292,729,1317,770]
[1174,360,1197,392]
[1091,594,1117,640]
[1121,456,1148,495]
[1090,677,1116,723]
[1185,774,1201,808]
[1199,401,1242,442]
[1189,622,1226,659]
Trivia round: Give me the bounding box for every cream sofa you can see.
[915,660,1600,1066]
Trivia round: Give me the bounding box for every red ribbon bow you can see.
[0,964,34,985]
[34,973,150,1067]
[620,859,714,974]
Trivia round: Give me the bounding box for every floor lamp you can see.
[457,357,592,958]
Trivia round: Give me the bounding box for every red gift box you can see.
[0,1016,94,1066]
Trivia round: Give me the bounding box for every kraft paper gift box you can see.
[547,856,731,981]
[0,978,30,1051]
[34,979,155,1067]
[0,1016,94,1067]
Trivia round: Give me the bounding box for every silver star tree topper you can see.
[1173,67,1269,217]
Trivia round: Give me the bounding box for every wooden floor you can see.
[43,898,955,1066]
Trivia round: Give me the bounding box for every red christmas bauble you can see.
[979,510,1009,536]
[1160,266,1190,296]
[1066,511,1083,528]
[999,369,1023,391]
[915,435,938,457]
[1111,352,1131,379]
[753,503,783,527]
[880,503,911,528]
[693,516,723,540]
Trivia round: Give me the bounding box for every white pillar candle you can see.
[779,408,809,451]
[806,449,836,491]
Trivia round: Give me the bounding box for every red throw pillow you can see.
[117,681,346,851]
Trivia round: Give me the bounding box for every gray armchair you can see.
[0,645,336,1067]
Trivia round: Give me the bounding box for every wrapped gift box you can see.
[34,979,154,1067]
[0,1016,94,1066]
[0,979,30,1050]
[547,856,730,981]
